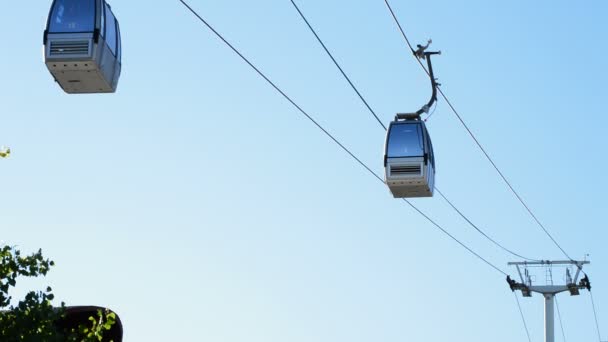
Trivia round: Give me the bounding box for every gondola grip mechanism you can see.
[396,41,441,121]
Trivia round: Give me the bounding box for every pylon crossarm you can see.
[507,259,592,342]
[529,286,570,295]
[508,260,590,267]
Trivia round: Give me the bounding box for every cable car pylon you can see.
[384,40,441,198]
[507,260,592,342]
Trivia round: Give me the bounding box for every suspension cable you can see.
[382,0,573,261]
[288,0,532,264]
[514,292,533,342]
[591,291,603,342]
[555,297,567,342]
[402,198,507,276]
[177,0,508,277]
[289,0,386,130]
[436,188,541,262]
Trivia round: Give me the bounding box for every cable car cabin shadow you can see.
[43,0,122,94]
[384,116,435,198]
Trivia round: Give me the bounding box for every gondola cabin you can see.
[43,0,121,94]
[384,116,435,198]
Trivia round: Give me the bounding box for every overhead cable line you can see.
[382,0,573,261]
[513,292,533,342]
[436,188,541,262]
[555,297,567,342]
[289,0,537,263]
[289,0,386,130]
[590,291,603,342]
[424,99,439,122]
[401,197,507,276]
[177,0,508,277]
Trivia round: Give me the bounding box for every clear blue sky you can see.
[1,0,606,340]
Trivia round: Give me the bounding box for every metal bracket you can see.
[507,260,592,342]
[395,40,442,121]
[414,39,432,59]
[507,260,591,297]
[415,40,441,116]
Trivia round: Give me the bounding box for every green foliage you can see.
[0,246,116,341]
[0,146,9,158]
[66,309,117,342]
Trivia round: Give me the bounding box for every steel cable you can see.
[289,0,537,263]
[177,0,508,277]
[382,0,573,261]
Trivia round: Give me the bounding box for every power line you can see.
[382,0,573,261]
[555,297,567,342]
[288,0,531,264]
[514,292,533,342]
[177,0,508,277]
[590,291,603,342]
[435,188,541,262]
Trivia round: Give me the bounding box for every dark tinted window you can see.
[422,124,435,168]
[428,136,435,168]
[387,123,424,158]
[116,21,122,62]
[105,4,117,55]
[100,3,105,37]
[49,0,95,33]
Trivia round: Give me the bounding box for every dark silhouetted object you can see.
[56,306,123,342]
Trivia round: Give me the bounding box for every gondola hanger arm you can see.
[396,40,441,120]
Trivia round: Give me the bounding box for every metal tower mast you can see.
[507,260,592,342]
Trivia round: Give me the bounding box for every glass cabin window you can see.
[49,0,95,33]
[105,4,117,56]
[387,123,424,158]
[100,3,105,37]
[428,136,435,168]
[116,21,122,62]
